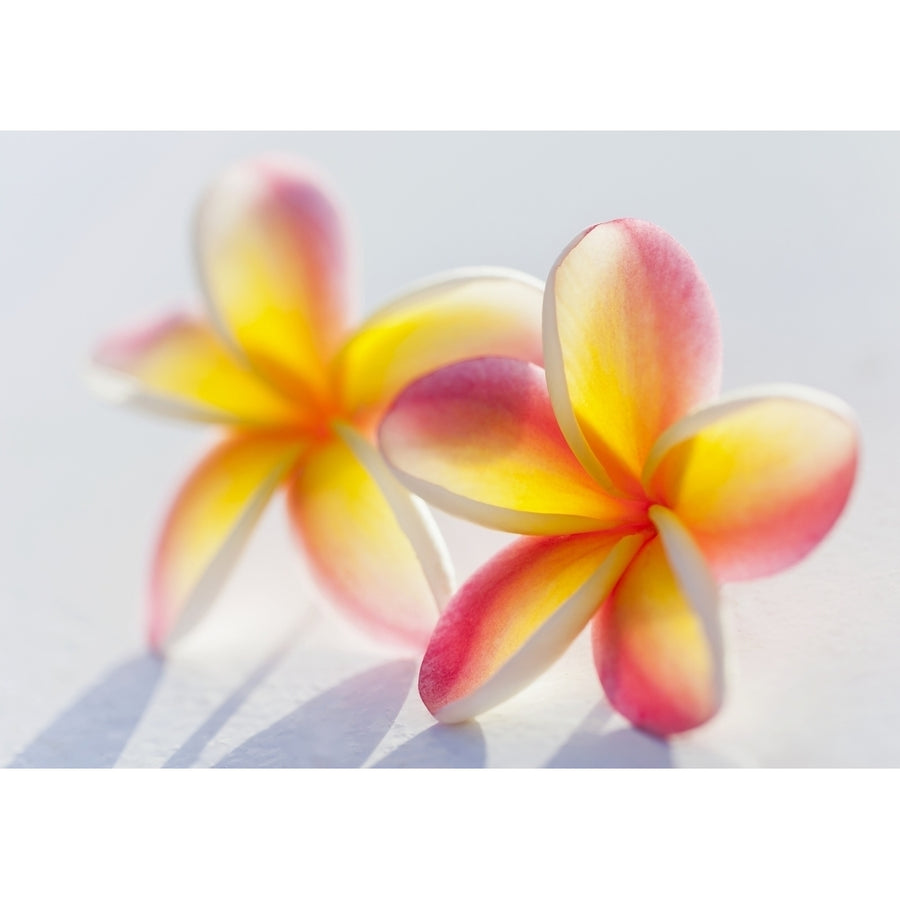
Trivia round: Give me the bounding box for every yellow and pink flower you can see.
[91,156,544,653]
[380,219,859,735]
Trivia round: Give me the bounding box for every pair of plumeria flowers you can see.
[91,155,858,737]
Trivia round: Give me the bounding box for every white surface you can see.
[0,132,897,767]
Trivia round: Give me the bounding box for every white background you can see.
[1,132,898,768]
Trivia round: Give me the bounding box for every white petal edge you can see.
[434,532,647,724]
[334,422,455,612]
[159,449,301,652]
[383,460,625,536]
[85,360,248,426]
[358,266,545,328]
[647,504,724,707]
[542,226,622,496]
[641,382,860,488]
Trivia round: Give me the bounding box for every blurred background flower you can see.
[89,154,543,653]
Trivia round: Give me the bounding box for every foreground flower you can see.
[380,219,858,735]
[90,156,543,652]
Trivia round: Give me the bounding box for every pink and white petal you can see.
[336,268,544,424]
[89,314,303,426]
[420,531,648,723]
[150,435,304,653]
[592,507,723,737]
[643,384,859,581]
[195,155,352,401]
[545,220,722,494]
[287,426,454,651]
[379,357,646,535]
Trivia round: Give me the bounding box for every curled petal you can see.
[89,314,303,426]
[150,435,304,652]
[420,531,648,723]
[593,508,723,737]
[195,155,352,401]
[380,357,646,535]
[336,268,544,424]
[643,385,859,581]
[545,220,721,494]
[287,426,452,650]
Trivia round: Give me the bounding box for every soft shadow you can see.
[373,722,486,768]
[214,659,416,768]
[545,703,673,768]
[164,633,297,768]
[9,654,163,768]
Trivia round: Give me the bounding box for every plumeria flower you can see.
[90,156,544,653]
[379,219,859,736]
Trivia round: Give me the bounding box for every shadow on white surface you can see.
[213,659,416,768]
[545,703,673,768]
[8,655,163,768]
[373,722,486,768]
[163,635,299,768]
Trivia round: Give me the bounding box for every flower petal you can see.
[150,435,304,652]
[420,531,648,723]
[544,220,721,494]
[287,425,453,650]
[336,268,544,425]
[89,314,305,426]
[643,385,859,581]
[195,155,352,401]
[592,507,723,737]
[379,357,646,535]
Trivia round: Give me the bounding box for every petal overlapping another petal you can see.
[380,357,646,535]
[592,507,723,736]
[287,426,453,651]
[544,219,721,494]
[420,531,648,723]
[150,435,304,652]
[336,268,544,425]
[195,156,352,402]
[90,314,303,426]
[643,385,859,581]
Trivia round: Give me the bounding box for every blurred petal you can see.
[196,156,351,401]
[337,268,543,423]
[380,357,646,535]
[89,314,304,426]
[150,435,303,652]
[545,220,721,494]
[593,507,723,736]
[420,531,647,723]
[287,426,453,650]
[643,385,859,580]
